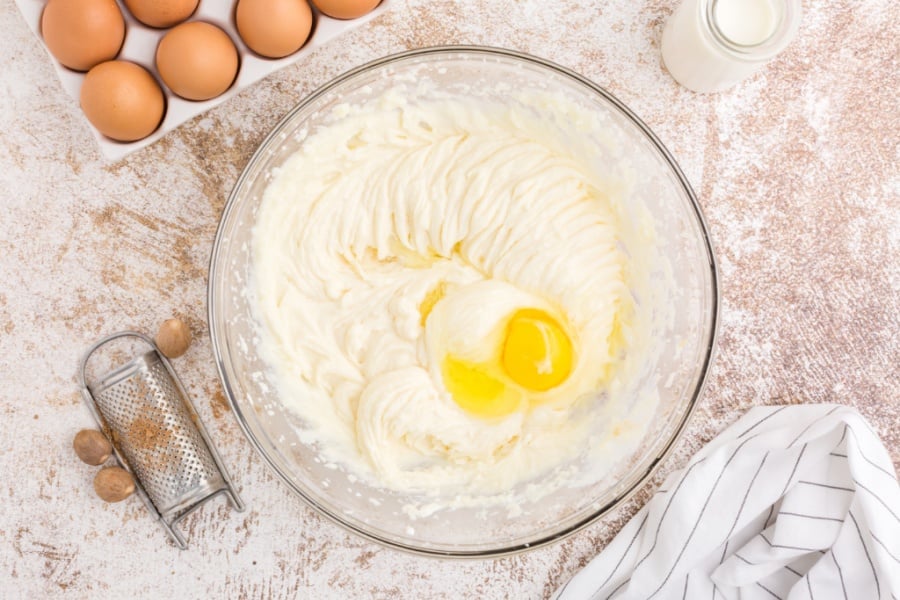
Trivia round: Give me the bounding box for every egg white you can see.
[424,279,595,409]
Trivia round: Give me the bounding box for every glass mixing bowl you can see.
[209,46,718,557]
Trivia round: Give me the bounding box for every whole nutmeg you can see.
[93,466,135,503]
[156,318,192,358]
[73,429,112,465]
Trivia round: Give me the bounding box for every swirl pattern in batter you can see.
[251,92,639,501]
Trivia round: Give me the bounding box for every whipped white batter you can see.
[251,89,658,511]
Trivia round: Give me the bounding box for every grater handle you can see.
[79,330,156,391]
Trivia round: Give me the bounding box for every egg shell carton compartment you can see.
[15,0,393,161]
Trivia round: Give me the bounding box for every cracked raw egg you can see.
[424,281,576,419]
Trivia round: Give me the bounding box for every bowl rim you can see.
[208,44,720,558]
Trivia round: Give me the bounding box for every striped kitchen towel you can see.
[554,404,900,599]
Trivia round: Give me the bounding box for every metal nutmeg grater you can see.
[79,331,244,549]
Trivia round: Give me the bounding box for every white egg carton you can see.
[15,0,392,160]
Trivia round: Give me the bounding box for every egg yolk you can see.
[441,356,523,418]
[501,309,573,391]
[440,308,574,419]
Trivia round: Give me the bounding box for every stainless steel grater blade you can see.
[79,331,245,549]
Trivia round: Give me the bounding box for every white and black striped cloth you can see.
[554,404,900,599]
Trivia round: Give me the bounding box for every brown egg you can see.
[40,0,125,72]
[236,0,313,58]
[122,0,199,28]
[311,0,380,19]
[80,61,165,142]
[156,22,239,101]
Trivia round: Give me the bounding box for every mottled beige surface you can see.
[1,0,898,597]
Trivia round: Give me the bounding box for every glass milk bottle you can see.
[661,0,802,93]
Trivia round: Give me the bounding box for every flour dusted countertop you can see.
[0,0,897,597]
